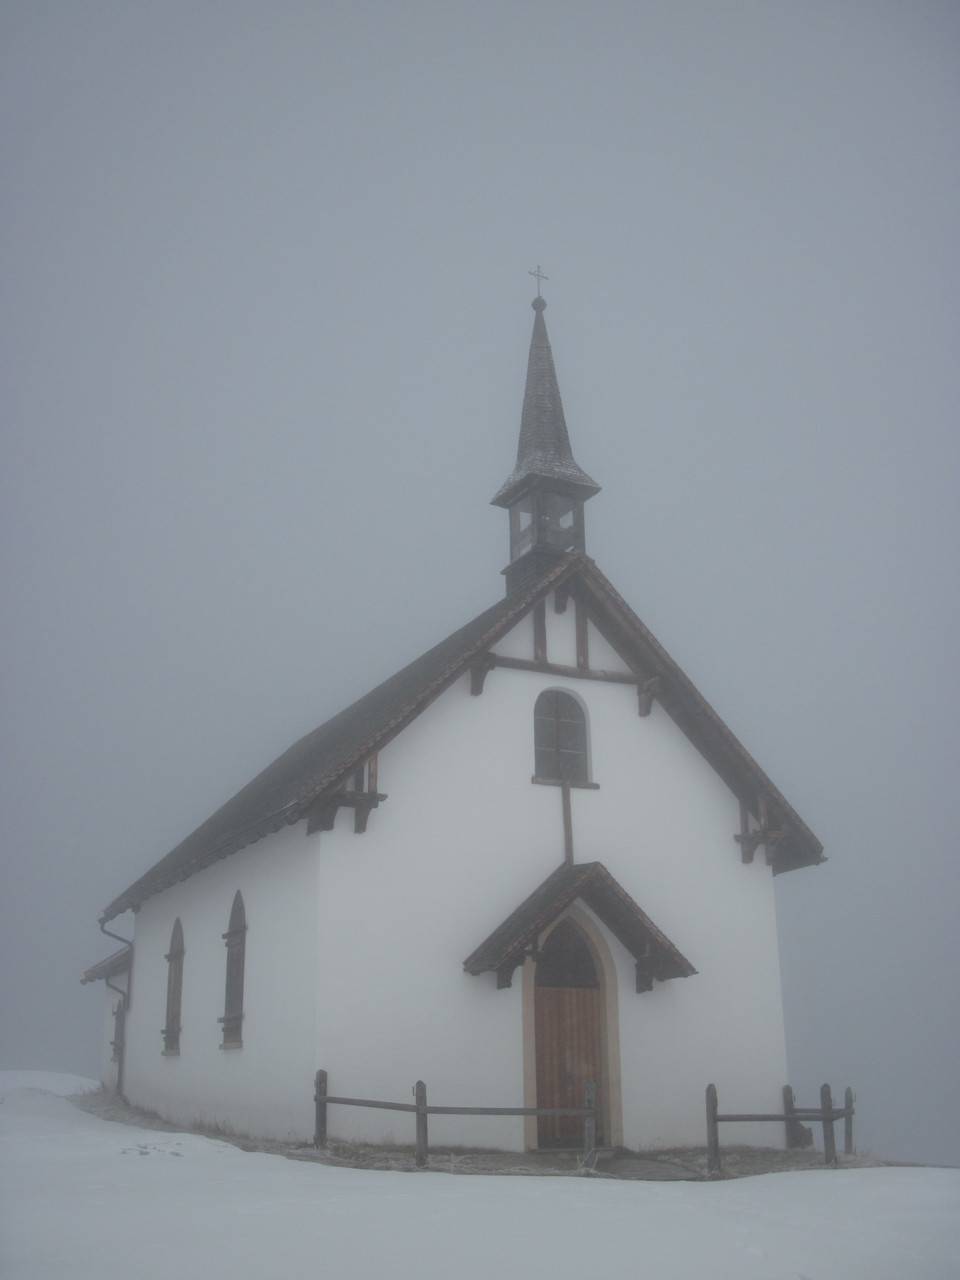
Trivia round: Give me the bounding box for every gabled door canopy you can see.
[463,861,696,992]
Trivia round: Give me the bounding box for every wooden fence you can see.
[314,1070,596,1167]
[706,1082,855,1175]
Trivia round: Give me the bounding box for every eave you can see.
[81,946,132,985]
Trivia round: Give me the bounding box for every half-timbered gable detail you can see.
[84,292,822,1153]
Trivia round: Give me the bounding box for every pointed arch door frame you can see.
[521,905,623,1150]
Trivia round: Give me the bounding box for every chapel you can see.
[83,291,822,1151]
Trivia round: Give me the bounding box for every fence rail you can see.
[314,1070,596,1167]
[706,1082,854,1175]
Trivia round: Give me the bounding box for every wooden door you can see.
[534,921,603,1147]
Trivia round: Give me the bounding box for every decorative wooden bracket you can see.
[734,796,786,865]
[469,653,497,696]
[763,829,788,867]
[306,789,388,835]
[634,940,664,992]
[635,962,654,994]
[637,676,659,717]
[497,942,542,989]
[306,801,339,834]
[306,756,386,835]
[575,601,589,671]
[554,585,570,614]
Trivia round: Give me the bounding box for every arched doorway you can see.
[534,918,604,1147]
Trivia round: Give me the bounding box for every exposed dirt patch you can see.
[70,1088,893,1180]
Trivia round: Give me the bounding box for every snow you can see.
[1,1074,958,1280]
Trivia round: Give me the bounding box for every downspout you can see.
[100,919,133,1100]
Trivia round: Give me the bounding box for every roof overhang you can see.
[463,861,696,992]
[81,946,131,985]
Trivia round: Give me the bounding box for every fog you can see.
[2,2,958,1165]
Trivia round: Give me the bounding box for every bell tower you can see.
[492,293,600,595]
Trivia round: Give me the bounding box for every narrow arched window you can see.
[534,690,589,783]
[162,918,184,1054]
[111,998,126,1063]
[220,891,246,1048]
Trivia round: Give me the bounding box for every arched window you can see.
[111,997,126,1063]
[162,918,184,1054]
[219,891,246,1048]
[534,690,589,783]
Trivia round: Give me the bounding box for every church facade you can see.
[84,296,822,1151]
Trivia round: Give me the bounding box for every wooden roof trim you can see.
[564,560,824,873]
[80,946,132,984]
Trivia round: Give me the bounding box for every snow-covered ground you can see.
[1,1074,957,1279]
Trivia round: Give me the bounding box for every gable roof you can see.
[463,860,697,989]
[100,553,822,922]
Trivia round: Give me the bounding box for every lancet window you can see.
[162,918,184,1054]
[219,891,246,1048]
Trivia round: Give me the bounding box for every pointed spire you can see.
[493,294,600,595]
[492,296,599,508]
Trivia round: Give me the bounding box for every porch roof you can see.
[463,861,696,989]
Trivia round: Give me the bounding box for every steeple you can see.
[492,295,600,595]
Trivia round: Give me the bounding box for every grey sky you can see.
[2,2,958,1164]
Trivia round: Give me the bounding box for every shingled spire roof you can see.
[492,297,600,507]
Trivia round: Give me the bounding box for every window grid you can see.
[534,690,588,784]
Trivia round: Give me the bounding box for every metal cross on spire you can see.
[528,265,549,298]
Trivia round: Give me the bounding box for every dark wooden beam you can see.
[469,653,497,696]
[635,962,654,994]
[490,655,639,684]
[305,786,387,836]
[306,800,339,835]
[734,794,786,865]
[735,798,760,863]
[575,600,589,671]
[637,676,659,717]
[562,782,574,865]
[533,601,547,663]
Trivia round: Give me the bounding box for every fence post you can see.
[314,1069,327,1148]
[783,1084,800,1148]
[583,1080,596,1157]
[844,1087,854,1156]
[706,1083,720,1176]
[414,1080,428,1168]
[820,1083,837,1167]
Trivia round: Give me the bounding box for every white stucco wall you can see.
[121,821,319,1141]
[114,585,794,1151]
[311,590,789,1151]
